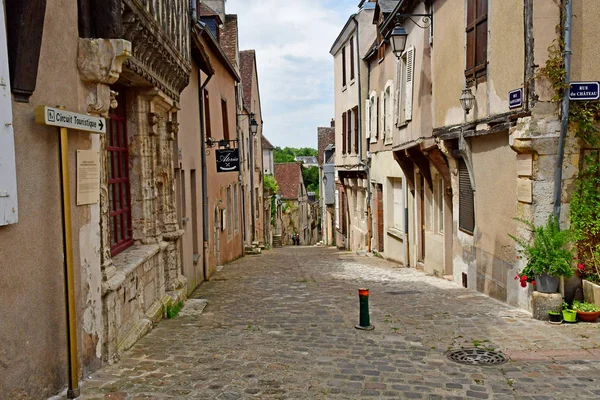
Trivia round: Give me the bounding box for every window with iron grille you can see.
[465,0,488,82]
[108,90,133,255]
[459,159,475,234]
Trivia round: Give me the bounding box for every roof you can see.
[262,135,274,150]
[295,156,318,165]
[317,127,335,165]
[198,3,223,24]
[192,22,240,82]
[219,15,239,68]
[239,50,255,109]
[274,163,303,200]
[374,0,400,23]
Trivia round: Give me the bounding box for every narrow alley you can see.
[58,247,600,399]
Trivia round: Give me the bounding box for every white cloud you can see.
[226,0,358,148]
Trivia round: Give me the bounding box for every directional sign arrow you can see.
[35,106,107,134]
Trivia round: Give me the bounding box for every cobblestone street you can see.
[63,247,600,399]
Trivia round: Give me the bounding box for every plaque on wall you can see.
[77,150,100,205]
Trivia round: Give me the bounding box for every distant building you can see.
[262,136,275,175]
[274,162,312,245]
[294,155,318,168]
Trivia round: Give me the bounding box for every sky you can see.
[226,0,360,149]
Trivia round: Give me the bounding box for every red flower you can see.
[578,263,585,271]
[531,280,536,285]
[520,275,528,282]
[520,281,527,288]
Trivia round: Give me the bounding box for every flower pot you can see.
[535,273,560,293]
[576,310,600,322]
[547,311,562,323]
[562,309,577,323]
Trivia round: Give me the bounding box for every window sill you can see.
[342,85,347,92]
[387,227,404,241]
[104,244,161,294]
[349,80,356,86]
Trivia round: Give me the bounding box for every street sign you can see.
[35,106,106,133]
[216,149,240,173]
[508,88,523,109]
[569,82,600,101]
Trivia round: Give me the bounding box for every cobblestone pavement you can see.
[62,247,600,399]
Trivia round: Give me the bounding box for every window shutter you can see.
[388,86,394,138]
[365,99,371,139]
[380,91,385,141]
[458,159,475,234]
[376,97,379,140]
[353,106,359,154]
[405,47,415,121]
[395,59,401,126]
[347,110,352,152]
[342,112,346,154]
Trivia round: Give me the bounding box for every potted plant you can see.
[510,216,574,293]
[562,302,577,323]
[547,310,562,324]
[572,300,600,322]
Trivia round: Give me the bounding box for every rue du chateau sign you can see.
[216,149,240,173]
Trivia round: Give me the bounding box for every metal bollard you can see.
[355,288,374,330]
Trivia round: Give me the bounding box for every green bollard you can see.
[355,288,374,330]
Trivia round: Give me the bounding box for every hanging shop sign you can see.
[216,148,240,173]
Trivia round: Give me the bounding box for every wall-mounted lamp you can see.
[205,137,238,149]
[237,112,260,136]
[459,85,476,115]
[388,12,433,58]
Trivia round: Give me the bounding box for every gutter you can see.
[198,69,213,281]
[554,0,572,222]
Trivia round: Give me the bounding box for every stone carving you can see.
[78,38,132,116]
[166,121,179,140]
[122,0,191,102]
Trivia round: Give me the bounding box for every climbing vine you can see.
[538,14,600,282]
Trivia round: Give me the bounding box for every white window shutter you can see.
[365,99,371,139]
[405,46,415,121]
[388,87,394,138]
[380,92,385,141]
[394,59,401,126]
[0,4,18,226]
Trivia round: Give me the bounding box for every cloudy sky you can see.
[226,0,360,149]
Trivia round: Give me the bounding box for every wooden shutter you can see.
[395,59,401,126]
[204,90,211,138]
[465,0,487,80]
[342,112,347,154]
[347,110,352,153]
[376,97,380,139]
[342,46,346,86]
[353,106,359,154]
[459,159,474,234]
[221,99,229,141]
[350,36,355,80]
[405,47,414,121]
[365,99,371,139]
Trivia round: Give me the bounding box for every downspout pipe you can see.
[198,67,213,281]
[553,0,572,222]
[352,14,371,252]
[190,0,197,23]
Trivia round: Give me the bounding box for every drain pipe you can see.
[553,0,572,222]
[198,67,213,281]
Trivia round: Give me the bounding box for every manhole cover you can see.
[447,349,508,366]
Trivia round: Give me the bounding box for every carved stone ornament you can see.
[148,112,162,134]
[78,38,132,116]
[166,121,179,140]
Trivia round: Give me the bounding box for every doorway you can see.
[419,173,425,262]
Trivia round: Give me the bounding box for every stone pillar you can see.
[77,38,131,281]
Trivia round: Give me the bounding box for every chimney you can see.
[330,118,335,128]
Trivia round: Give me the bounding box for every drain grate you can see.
[447,349,508,366]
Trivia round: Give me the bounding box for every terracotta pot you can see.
[576,310,600,322]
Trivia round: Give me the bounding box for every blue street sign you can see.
[569,82,600,101]
[509,88,523,109]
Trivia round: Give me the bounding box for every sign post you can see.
[35,106,105,399]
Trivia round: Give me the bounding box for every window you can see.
[377,32,385,61]
[465,0,488,81]
[204,89,211,139]
[335,189,340,229]
[342,46,347,86]
[365,95,375,139]
[390,179,401,231]
[234,184,239,232]
[342,112,347,154]
[107,90,133,255]
[376,97,380,140]
[221,99,229,141]
[227,186,232,238]
[459,159,475,234]
[350,36,355,81]
[191,170,199,256]
[353,106,359,154]
[383,83,394,143]
[369,93,377,143]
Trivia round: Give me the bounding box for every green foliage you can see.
[273,146,318,164]
[166,301,184,319]
[572,301,600,313]
[302,166,320,198]
[509,216,574,279]
[263,174,279,195]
